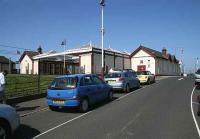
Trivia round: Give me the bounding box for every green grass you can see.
[5,74,56,99]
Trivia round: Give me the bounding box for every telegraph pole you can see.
[100,0,105,80]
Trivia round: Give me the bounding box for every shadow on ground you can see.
[16,106,40,112]
[49,97,119,114]
[12,124,40,139]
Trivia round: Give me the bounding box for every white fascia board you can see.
[33,47,92,60]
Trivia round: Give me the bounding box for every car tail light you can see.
[119,77,125,81]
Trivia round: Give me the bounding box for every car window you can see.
[49,77,77,89]
[93,76,104,84]
[130,72,136,77]
[124,73,128,77]
[137,71,147,75]
[105,73,122,78]
[80,76,94,86]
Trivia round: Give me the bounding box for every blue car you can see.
[47,74,113,112]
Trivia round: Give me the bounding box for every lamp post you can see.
[197,57,199,71]
[100,0,105,80]
[61,39,66,74]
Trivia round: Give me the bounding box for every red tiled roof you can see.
[130,45,179,63]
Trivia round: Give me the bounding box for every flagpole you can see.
[100,0,105,80]
[64,39,66,74]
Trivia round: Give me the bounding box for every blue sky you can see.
[0,0,200,72]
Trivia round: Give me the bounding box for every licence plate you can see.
[53,100,64,104]
[108,80,115,83]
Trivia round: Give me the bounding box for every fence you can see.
[5,74,56,99]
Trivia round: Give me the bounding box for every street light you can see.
[100,0,105,80]
[61,39,66,74]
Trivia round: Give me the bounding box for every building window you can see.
[148,60,150,68]
[140,60,143,64]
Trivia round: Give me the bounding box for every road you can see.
[13,76,200,139]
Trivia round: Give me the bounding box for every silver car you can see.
[195,69,200,85]
[0,104,20,139]
[105,71,140,93]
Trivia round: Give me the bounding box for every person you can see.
[0,70,8,104]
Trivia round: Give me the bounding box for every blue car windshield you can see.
[49,77,78,89]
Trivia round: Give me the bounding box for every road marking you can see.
[117,85,148,101]
[20,107,49,117]
[32,81,162,138]
[191,86,200,137]
[121,113,140,132]
[178,78,184,81]
[33,111,92,138]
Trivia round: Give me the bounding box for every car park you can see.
[0,104,20,139]
[47,74,113,112]
[104,71,140,93]
[137,71,155,84]
[195,69,200,85]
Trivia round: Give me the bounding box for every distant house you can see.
[130,45,180,75]
[0,56,16,73]
[19,51,40,74]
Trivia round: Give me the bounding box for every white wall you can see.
[33,60,39,74]
[20,55,33,74]
[80,54,92,74]
[131,50,155,74]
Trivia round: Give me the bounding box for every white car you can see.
[0,104,20,139]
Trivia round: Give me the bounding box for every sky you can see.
[0,0,200,72]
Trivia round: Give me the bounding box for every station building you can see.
[20,44,131,75]
[19,44,181,76]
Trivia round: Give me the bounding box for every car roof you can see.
[56,74,96,78]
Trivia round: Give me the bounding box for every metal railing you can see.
[5,74,56,99]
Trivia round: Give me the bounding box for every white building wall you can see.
[20,55,33,74]
[80,54,92,74]
[33,60,39,74]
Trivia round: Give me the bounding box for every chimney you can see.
[37,45,43,54]
[162,47,167,55]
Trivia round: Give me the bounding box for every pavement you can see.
[12,76,200,139]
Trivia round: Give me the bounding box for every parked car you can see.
[104,71,140,93]
[47,74,113,112]
[137,71,155,84]
[0,104,20,139]
[195,69,200,85]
